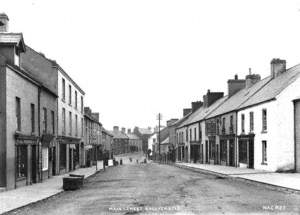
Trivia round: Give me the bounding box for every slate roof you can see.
[138,128,152,135]
[239,64,300,109]
[0,33,26,52]
[173,112,193,129]
[207,76,271,118]
[109,130,128,139]
[179,96,228,127]
[161,137,170,144]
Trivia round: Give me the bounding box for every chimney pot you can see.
[113,126,119,131]
[234,74,238,80]
[127,129,131,134]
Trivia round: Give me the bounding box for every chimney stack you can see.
[183,108,192,117]
[91,112,99,122]
[121,127,126,133]
[227,74,245,97]
[271,58,286,78]
[203,89,224,107]
[245,68,261,88]
[191,101,203,112]
[127,129,131,134]
[113,126,119,131]
[0,13,9,32]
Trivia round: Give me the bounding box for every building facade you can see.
[110,126,129,155]
[83,107,102,167]
[0,16,58,190]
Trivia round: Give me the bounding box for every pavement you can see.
[175,162,300,192]
[0,153,145,215]
[7,162,300,214]
[0,162,105,215]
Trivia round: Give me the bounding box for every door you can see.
[52,147,56,176]
[248,138,254,168]
[205,140,209,163]
[31,145,37,183]
[229,139,235,166]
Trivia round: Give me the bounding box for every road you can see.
[9,161,300,215]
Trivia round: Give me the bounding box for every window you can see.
[42,147,48,171]
[241,114,245,133]
[69,85,72,106]
[75,114,78,137]
[81,118,84,137]
[51,111,55,134]
[230,115,233,133]
[31,104,35,133]
[81,96,83,113]
[16,97,21,131]
[216,119,220,135]
[75,91,78,109]
[250,112,254,132]
[222,117,226,133]
[16,145,27,178]
[189,129,192,141]
[194,127,197,141]
[62,108,66,135]
[69,111,72,136]
[199,125,202,140]
[62,78,65,101]
[262,109,267,132]
[43,108,47,133]
[262,141,267,164]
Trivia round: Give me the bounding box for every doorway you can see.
[248,138,254,168]
[31,145,37,183]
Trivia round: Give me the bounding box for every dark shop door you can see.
[229,139,235,166]
[248,139,254,169]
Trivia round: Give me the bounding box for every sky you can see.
[2,0,300,130]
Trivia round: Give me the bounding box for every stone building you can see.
[133,127,152,153]
[20,34,85,175]
[127,129,142,152]
[83,107,102,167]
[0,13,58,190]
[110,126,129,155]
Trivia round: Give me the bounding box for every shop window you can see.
[42,147,48,171]
[16,145,27,178]
[209,140,215,160]
[60,144,66,170]
[239,140,247,164]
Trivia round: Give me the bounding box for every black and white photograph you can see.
[1,0,300,214]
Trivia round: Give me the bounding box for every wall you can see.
[57,70,84,138]
[237,73,300,172]
[5,66,39,189]
[0,66,7,187]
[20,46,57,94]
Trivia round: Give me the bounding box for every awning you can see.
[69,144,76,149]
[84,145,93,149]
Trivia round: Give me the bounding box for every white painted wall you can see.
[237,75,300,171]
[147,133,157,156]
[57,70,85,139]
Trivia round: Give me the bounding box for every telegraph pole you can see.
[157,113,162,162]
